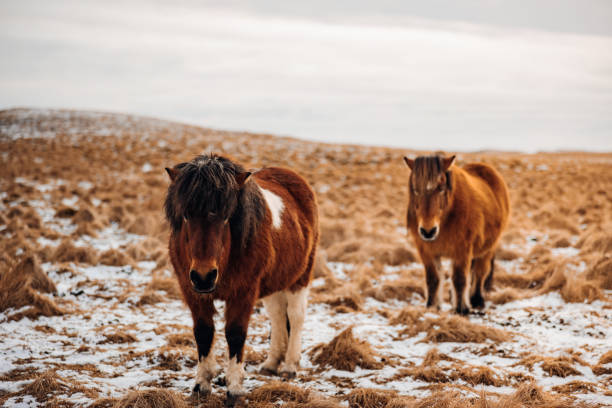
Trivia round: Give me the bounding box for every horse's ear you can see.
[235,171,252,188]
[403,156,414,170]
[165,167,180,181]
[442,155,456,171]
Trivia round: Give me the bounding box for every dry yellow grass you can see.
[112,388,188,408]
[136,290,165,306]
[99,331,138,344]
[311,327,383,371]
[393,349,508,387]
[14,255,56,293]
[0,256,64,320]
[346,388,398,408]
[53,240,98,264]
[586,255,612,289]
[166,332,195,348]
[146,275,182,299]
[98,249,134,267]
[597,350,612,365]
[0,369,101,406]
[517,355,584,378]
[247,381,343,408]
[317,283,364,311]
[21,370,68,401]
[392,310,510,344]
[488,287,524,304]
[552,381,598,394]
[363,278,424,302]
[1,110,611,407]
[422,316,510,344]
[249,381,311,404]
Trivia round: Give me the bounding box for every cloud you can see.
[1,0,611,151]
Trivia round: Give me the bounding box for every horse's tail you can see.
[484,255,495,292]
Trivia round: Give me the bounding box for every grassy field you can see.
[0,108,610,407]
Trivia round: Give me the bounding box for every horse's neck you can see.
[443,169,468,222]
[230,182,266,251]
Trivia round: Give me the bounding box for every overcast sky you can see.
[1,0,611,152]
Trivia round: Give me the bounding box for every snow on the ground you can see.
[1,166,611,407]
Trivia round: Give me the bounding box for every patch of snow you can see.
[74,223,142,252]
[36,236,61,248]
[2,395,40,408]
[141,162,153,173]
[317,184,330,194]
[61,196,79,207]
[77,181,94,190]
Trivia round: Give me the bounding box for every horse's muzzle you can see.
[190,269,218,293]
[419,226,439,241]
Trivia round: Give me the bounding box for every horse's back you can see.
[254,167,318,224]
[253,167,319,296]
[463,162,510,216]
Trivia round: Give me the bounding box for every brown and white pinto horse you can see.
[164,154,318,402]
[403,154,509,314]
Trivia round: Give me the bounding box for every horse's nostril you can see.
[419,227,438,239]
[205,269,218,285]
[190,269,218,293]
[190,270,200,285]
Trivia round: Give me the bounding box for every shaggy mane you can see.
[164,154,265,250]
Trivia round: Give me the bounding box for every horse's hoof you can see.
[279,370,296,379]
[456,306,470,315]
[259,366,277,376]
[470,294,485,309]
[192,383,210,397]
[470,310,486,317]
[225,391,246,407]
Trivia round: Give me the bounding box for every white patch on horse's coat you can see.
[194,351,217,393]
[260,187,284,229]
[226,355,245,395]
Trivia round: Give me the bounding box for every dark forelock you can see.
[164,154,244,231]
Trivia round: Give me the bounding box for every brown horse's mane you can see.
[410,155,452,191]
[164,154,265,250]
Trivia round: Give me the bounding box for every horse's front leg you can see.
[421,254,442,309]
[224,294,256,404]
[192,296,217,396]
[452,255,472,315]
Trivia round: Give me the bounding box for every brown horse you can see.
[403,154,509,314]
[164,154,318,402]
